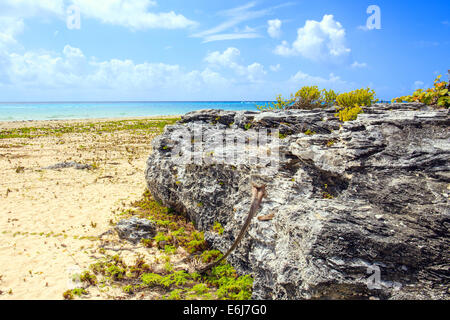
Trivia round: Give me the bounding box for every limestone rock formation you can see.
[145,103,449,300]
[115,217,156,244]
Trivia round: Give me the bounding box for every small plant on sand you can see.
[63,288,87,300]
[164,289,183,300]
[106,265,126,281]
[164,245,176,255]
[186,231,207,253]
[63,290,74,300]
[201,250,223,263]
[141,273,163,287]
[141,238,153,248]
[80,271,97,285]
[72,190,254,300]
[191,283,209,295]
[122,285,134,294]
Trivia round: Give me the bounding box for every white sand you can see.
[0,117,177,299]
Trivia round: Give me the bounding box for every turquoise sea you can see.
[0,101,268,121]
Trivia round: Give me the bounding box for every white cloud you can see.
[270,64,281,72]
[267,19,282,38]
[192,2,287,43]
[0,0,195,30]
[274,40,294,56]
[204,47,241,66]
[71,0,196,30]
[413,80,426,90]
[0,17,24,49]
[289,70,351,91]
[246,62,266,82]
[0,44,236,99]
[0,0,65,17]
[351,61,368,69]
[274,14,351,62]
[204,47,266,83]
[201,33,261,43]
[63,45,85,59]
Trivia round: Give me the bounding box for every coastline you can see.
[0,115,181,128]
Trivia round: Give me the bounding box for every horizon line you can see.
[0,100,274,104]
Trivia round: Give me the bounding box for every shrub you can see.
[257,86,339,111]
[336,105,364,122]
[335,88,377,109]
[257,94,295,111]
[392,75,449,108]
[335,88,378,122]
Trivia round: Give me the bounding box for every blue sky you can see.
[0,0,448,101]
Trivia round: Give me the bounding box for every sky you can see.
[0,0,448,101]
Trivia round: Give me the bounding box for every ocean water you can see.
[0,101,268,121]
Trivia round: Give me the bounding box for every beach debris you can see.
[15,166,25,173]
[42,161,93,170]
[114,217,156,244]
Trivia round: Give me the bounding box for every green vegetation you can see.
[80,271,97,285]
[0,118,180,140]
[212,222,224,235]
[392,75,449,108]
[257,86,338,111]
[69,190,253,300]
[334,88,378,122]
[304,129,316,136]
[63,288,87,300]
[258,86,378,122]
[335,88,377,109]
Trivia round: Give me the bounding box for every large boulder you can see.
[145,103,449,300]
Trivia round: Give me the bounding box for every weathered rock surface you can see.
[42,161,92,170]
[145,103,449,300]
[115,218,156,244]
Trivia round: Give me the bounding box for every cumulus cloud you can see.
[0,43,240,100]
[0,17,25,48]
[267,19,282,38]
[289,70,351,91]
[204,47,266,82]
[274,14,351,62]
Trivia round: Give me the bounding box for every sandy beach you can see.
[0,117,180,299]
